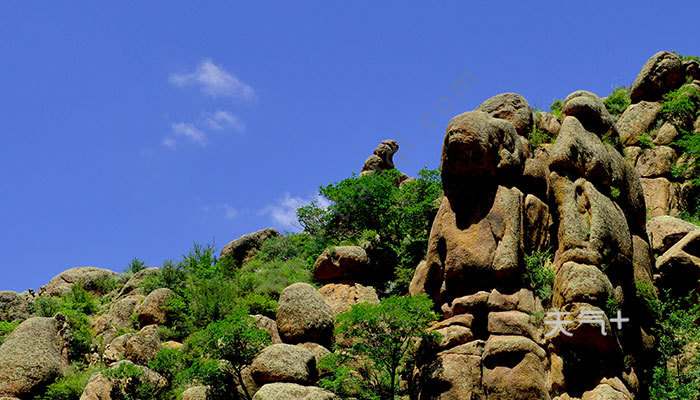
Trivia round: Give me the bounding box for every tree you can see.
[200,306,271,400]
[332,295,439,400]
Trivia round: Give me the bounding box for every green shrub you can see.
[662,86,699,128]
[332,295,439,400]
[0,321,19,346]
[149,348,186,383]
[604,86,631,118]
[550,99,563,119]
[528,124,552,147]
[125,258,147,274]
[672,51,700,63]
[103,362,152,400]
[41,363,103,400]
[638,132,656,149]
[524,249,555,301]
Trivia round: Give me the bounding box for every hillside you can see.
[1,50,700,400]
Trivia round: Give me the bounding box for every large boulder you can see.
[136,288,174,326]
[414,350,484,400]
[124,325,162,365]
[616,101,661,145]
[647,215,699,254]
[0,316,70,397]
[685,60,700,81]
[313,246,371,283]
[654,121,681,145]
[79,361,167,400]
[552,262,614,309]
[276,283,334,347]
[181,386,209,400]
[93,294,144,343]
[253,383,339,400]
[250,344,317,385]
[117,267,159,298]
[39,266,119,297]
[481,335,548,400]
[317,282,379,316]
[630,51,683,103]
[635,146,676,177]
[536,112,561,138]
[656,230,700,295]
[220,228,281,267]
[475,93,534,135]
[640,177,692,218]
[561,91,616,137]
[361,139,399,175]
[0,291,32,322]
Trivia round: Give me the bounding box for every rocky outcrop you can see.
[647,215,699,254]
[616,101,661,145]
[276,283,334,347]
[361,139,399,175]
[220,228,281,267]
[103,325,162,366]
[250,344,318,385]
[313,246,371,282]
[475,93,534,135]
[656,230,700,296]
[252,383,339,400]
[93,293,144,343]
[254,314,283,344]
[79,361,167,400]
[318,282,379,316]
[630,51,683,103]
[0,316,70,398]
[117,267,159,298]
[0,291,32,322]
[39,266,119,297]
[136,287,174,326]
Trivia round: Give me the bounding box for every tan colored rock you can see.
[296,343,330,376]
[252,383,339,400]
[487,311,540,342]
[0,316,70,397]
[524,194,550,254]
[536,112,561,137]
[684,59,700,81]
[581,380,632,400]
[39,266,119,297]
[181,385,209,400]
[317,283,379,316]
[117,267,159,299]
[647,215,699,254]
[250,344,317,385]
[482,335,548,400]
[415,353,484,400]
[136,287,174,326]
[0,291,32,322]
[253,314,282,344]
[632,235,654,288]
[220,228,281,267]
[475,92,534,135]
[434,325,474,350]
[624,146,642,166]
[80,361,167,400]
[103,332,136,365]
[653,121,680,145]
[163,340,183,350]
[630,51,683,103]
[276,283,334,347]
[657,230,700,294]
[361,139,399,175]
[553,262,614,308]
[635,145,676,177]
[640,177,691,218]
[486,288,535,313]
[449,291,490,317]
[124,325,162,365]
[562,90,616,137]
[313,246,371,282]
[616,101,661,145]
[93,294,144,342]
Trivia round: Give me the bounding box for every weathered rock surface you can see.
[630,51,683,102]
[181,385,209,400]
[647,215,699,254]
[39,266,118,297]
[93,294,144,343]
[640,177,691,218]
[254,314,283,344]
[0,316,69,397]
[250,344,317,385]
[253,383,339,400]
[317,282,379,316]
[657,230,700,295]
[136,287,174,326]
[536,112,561,137]
[361,139,399,175]
[313,246,371,282]
[79,361,166,400]
[220,228,281,267]
[616,101,661,145]
[117,267,159,298]
[562,91,616,137]
[276,283,334,347]
[635,146,676,177]
[0,291,32,322]
[475,93,534,135]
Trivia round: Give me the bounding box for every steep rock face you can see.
[475,93,534,136]
[0,291,33,322]
[0,316,70,398]
[220,228,281,267]
[410,92,650,399]
[39,266,119,297]
[630,51,683,103]
[361,139,400,175]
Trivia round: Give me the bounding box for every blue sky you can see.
[1,1,698,292]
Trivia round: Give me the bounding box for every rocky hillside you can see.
[1,50,700,400]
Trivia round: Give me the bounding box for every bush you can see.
[125,258,147,274]
[524,249,555,301]
[550,99,563,119]
[103,362,153,400]
[0,321,19,346]
[331,295,439,400]
[40,363,103,400]
[604,86,631,118]
[528,123,552,147]
[662,86,699,128]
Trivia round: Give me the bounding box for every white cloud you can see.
[204,110,246,133]
[200,203,239,221]
[169,59,255,100]
[260,193,330,230]
[171,122,207,146]
[161,137,177,149]
[220,204,238,220]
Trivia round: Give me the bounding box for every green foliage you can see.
[638,132,656,149]
[524,249,555,301]
[332,295,439,399]
[605,296,620,314]
[610,186,621,199]
[643,288,700,399]
[662,86,699,127]
[0,321,19,346]
[300,167,441,294]
[103,362,153,400]
[179,358,232,400]
[673,130,700,187]
[550,99,563,119]
[29,284,97,360]
[604,86,631,118]
[318,352,379,400]
[148,348,187,384]
[672,51,700,63]
[125,257,147,274]
[40,363,103,400]
[528,118,552,147]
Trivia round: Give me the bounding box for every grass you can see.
[524,249,555,301]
